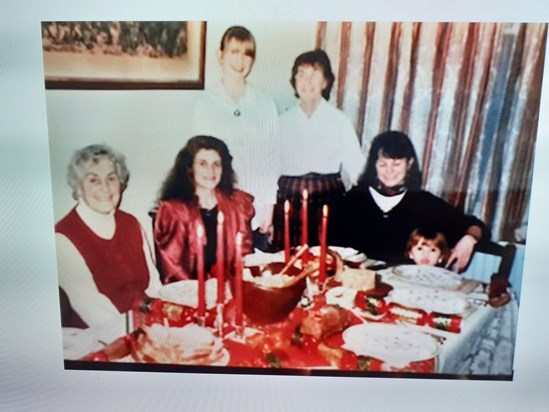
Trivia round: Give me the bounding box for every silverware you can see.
[397,320,447,344]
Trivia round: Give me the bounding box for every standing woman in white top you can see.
[192,26,280,251]
[276,50,366,247]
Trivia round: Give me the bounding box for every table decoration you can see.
[301,189,308,246]
[284,200,291,262]
[216,211,225,336]
[196,224,206,326]
[319,204,328,284]
[235,232,244,337]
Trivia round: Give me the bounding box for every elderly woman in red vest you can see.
[56,144,161,328]
[154,135,254,283]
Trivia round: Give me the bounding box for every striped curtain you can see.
[317,22,547,241]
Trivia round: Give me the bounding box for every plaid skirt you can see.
[273,173,345,248]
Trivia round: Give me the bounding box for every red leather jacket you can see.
[154,189,255,283]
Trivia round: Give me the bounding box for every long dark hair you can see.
[290,49,335,101]
[358,130,422,191]
[159,136,236,203]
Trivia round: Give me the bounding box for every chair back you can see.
[148,209,167,283]
[462,241,517,289]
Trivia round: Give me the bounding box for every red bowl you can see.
[235,262,307,325]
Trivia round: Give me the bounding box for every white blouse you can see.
[279,98,366,189]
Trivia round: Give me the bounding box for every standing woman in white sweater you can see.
[192,26,280,251]
[276,49,366,247]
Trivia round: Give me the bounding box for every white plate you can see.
[208,348,230,367]
[342,323,439,368]
[158,278,221,309]
[389,287,470,314]
[392,265,463,289]
[325,286,357,309]
[136,324,230,366]
[62,327,101,360]
[309,246,367,262]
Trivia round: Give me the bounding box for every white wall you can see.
[46,21,316,240]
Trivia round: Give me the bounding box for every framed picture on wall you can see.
[41,21,206,89]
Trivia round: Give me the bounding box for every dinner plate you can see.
[389,287,470,314]
[208,348,230,367]
[392,265,463,289]
[342,323,439,368]
[309,246,367,263]
[158,278,219,309]
[62,327,101,360]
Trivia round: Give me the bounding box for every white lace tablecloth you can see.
[439,297,518,375]
[379,269,518,376]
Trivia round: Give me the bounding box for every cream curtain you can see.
[317,22,546,241]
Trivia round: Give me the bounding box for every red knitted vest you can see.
[56,208,149,323]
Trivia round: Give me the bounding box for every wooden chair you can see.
[463,241,517,307]
[473,241,516,281]
[148,209,167,283]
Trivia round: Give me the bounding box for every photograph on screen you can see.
[42,21,547,379]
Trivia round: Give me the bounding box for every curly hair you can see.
[67,144,129,200]
[358,130,422,191]
[290,49,335,101]
[159,135,236,203]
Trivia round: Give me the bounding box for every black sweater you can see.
[329,188,488,263]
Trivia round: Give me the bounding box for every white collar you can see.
[369,186,406,213]
[298,97,327,119]
[75,201,116,240]
[208,77,252,105]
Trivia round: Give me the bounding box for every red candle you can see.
[196,224,205,319]
[284,200,291,262]
[235,232,243,327]
[216,211,225,304]
[319,204,329,283]
[301,189,308,246]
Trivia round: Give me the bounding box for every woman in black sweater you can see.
[330,131,488,272]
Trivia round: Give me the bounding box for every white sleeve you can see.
[245,95,280,208]
[140,225,162,297]
[56,233,121,327]
[255,99,281,206]
[340,118,366,188]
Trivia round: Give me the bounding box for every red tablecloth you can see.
[82,295,436,373]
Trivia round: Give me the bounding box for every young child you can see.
[405,227,450,266]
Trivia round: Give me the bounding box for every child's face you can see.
[409,239,442,266]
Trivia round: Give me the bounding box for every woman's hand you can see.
[446,234,478,272]
[259,205,275,241]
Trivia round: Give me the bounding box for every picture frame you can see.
[41,21,206,90]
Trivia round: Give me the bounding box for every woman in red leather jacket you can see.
[154,135,255,283]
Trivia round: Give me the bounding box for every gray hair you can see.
[67,144,130,200]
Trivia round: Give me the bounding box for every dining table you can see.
[62,250,518,379]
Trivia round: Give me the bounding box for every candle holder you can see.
[214,303,224,337]
[306,274,326,298]
[195,314,206,328]
[234,324,245,341]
